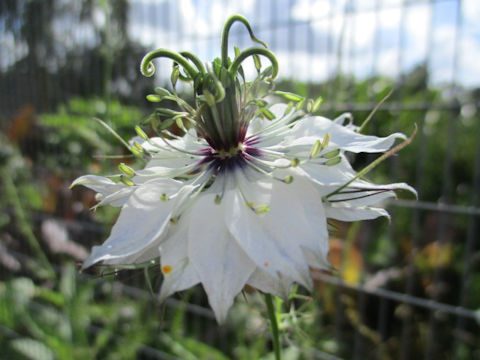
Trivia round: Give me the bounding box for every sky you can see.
[127,0,480,87]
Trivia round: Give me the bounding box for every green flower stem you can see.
[358,89,393,133]
[179,51,206,74]
[140,49,198,79]
[229,47,279,80]
[1,169,55,279]
[265,293,282,360]
[221,15,267,67]
[323,125,418,200]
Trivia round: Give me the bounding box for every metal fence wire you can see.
[1,0,479,359]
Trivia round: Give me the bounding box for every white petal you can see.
[188,192,256,323]
[299,157,356,188]
[327,181,417,207]
[227,170,319,289]
[95,187,136,207]
[158,217,200,302]
[325,204,391,221]
[285,115,406,153]
[247,268,293,299]
[267,170,331,270]
[82,178,183,269]
[71,175,134,207]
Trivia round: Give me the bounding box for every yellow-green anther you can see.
[323,149,340,159]
[284,102,294,115]
[310,140,323,159]
[307,98,314,113]
[155,87,171,96]
[296,98,306,111]
[274,91,304,102]
[169,216,179,225]
[203,89,216,106]
[214,194,222,204]
[321,133,330,149]
[118,163,135,177]
[261,107,276,120]
[284,175,294,184]
[130,146,142,157]
[146,94,162,102]
[290,158,300,167]
[133,141,143,151]
[234,46,241,58]
[160,193,169,201]
[312,96,323,112]
[255,205,270,215]
[120,175,135,186]
[135,125,148,140]
[325,157,342,166]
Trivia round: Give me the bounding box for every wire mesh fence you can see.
[1,0,479,359]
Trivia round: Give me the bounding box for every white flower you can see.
[72,103,415,323]
[71,15,416,323]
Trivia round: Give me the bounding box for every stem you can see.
[1,169,55,279]
[265,293,282,360]
[221,15,267,67]
[229,47,279,80]
[358,88,393,133]
[140,49,198,79]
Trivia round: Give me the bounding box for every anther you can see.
[284,175,294,184]
[290,158,300,167]
[325,157,342,166]
[322,149,340,159]
[118,163,135,177]
[135,125,149,140]
[120,175,135,186]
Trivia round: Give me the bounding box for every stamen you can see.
[118,163,135,177]
[322,149,340,159]
[120,176,135,186]
[324,157,342,166]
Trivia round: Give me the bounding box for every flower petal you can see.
[325,204,391,221]
[71,175,134,207]
[187,192,256,323]
[284,115,406,153]
[158,218,200,302]
[226,171,319,290]
[82,178,183,269]
[247,268,293,299]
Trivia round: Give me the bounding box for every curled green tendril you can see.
[174,52,207,83]
[221,14,268,67]
[140,49,198,80]
[229,47,279,80]
[179,51,206,74]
